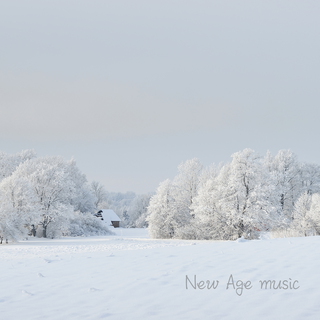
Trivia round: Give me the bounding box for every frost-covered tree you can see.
[291,192,320,236]
[4,156,96,238]
[147,179,176,238]
[10,156,77,238]
[263,151,320,231]
[126,194,152,228]
[193,153,271,240]
[91,181,108,210]
[267,150,301,220]
[299,163,320,195]
[291,192,313,236]
[190,164,222,239]
[0,151,111,241]
[0,175,40,240]
[67,159,95,213]
[0,149,36,182]
[103,191,137,224]
[148,148,320,240]
[307,194,320,234]
[218,149,269,238]
[100,190,152,228]
[172,158,203,232]
[192,176,228,240]
[147,159,203,239]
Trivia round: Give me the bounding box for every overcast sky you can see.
[1,1,320,193]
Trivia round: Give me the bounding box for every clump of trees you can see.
[91,185,152,228]
[147,149,320,240]
[0,150,111,241]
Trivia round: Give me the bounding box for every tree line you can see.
[0,150,151,241]
[90,182,151,228]
[0,150,112,241]
[147,149,320,240]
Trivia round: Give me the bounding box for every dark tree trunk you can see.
[280,194,284,210]
[43,225,47,238]
[238,220,244,238]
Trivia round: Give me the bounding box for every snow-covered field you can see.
[1,229,319,320]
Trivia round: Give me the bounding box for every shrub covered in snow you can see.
[67,212,113,237]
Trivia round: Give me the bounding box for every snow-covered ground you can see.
[1,228,319,320]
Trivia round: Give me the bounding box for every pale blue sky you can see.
[1,1,320,193]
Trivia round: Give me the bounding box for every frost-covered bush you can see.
[67,212,113,237]
[173,223,198,240]
[271,228,305,238]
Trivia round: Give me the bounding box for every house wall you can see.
[112,221,120,228]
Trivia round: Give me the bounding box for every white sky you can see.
[1,1,320,193]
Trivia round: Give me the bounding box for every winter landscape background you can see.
[1,1,320,319]
[1,148,320,320]
[1,148,320,242]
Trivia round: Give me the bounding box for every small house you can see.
[96,209,121,228]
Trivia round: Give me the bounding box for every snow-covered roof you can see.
[101,209,121,226]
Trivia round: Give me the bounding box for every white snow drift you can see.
[0,228,319,320]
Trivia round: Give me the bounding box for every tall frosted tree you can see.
[10,156,77,237]
[267,150,301,221]
[67,159,96,214]
[204,149,279,239]
[300,163,320,195]
[219,149,264,238]
[126,194,152,228]
[291,192,313,236]
[192,174,228,240]
[193,152,269,240]
[292,192,320,236]
[0,175,40,240]
[0,149,36,182]
[147,179,175,238]
[91,180,108,210]
[0,151,111,241]
[172,158,203,229]
[307,193,320,234]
